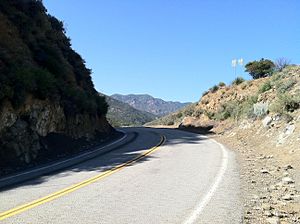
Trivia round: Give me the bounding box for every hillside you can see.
[0,0,113,172]
[149,65,300,223]
[103,95,156,127]
[111,94,190,117]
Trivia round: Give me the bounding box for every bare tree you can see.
[275,58,291,71]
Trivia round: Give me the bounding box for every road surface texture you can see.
[0,127,242,223]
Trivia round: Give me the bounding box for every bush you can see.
[167,121,174,126]
[213,101,241,121]
[193,109,203,118]
[259,81,272,93]
[232,77,245,85]
[275,58,290,72]
[270,93,300,114]
[276,79,297,94]
[218,82,226,87]
[176,112,183,118]
[253,102,269,117]
[245,58,275,79]
[240,82,248,90]
[213,95,259,121]
[209,85,219,93]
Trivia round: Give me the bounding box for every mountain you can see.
[111,94,191,117]
[0,0,113,170]
[101,94,156,127]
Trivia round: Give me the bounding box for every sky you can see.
[43,0,300,102]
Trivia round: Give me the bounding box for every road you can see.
[0,127,242,223]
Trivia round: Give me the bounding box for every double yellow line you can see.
[0,135,166,221]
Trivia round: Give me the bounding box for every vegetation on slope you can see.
[0,0,112,171]
[104,95,156,127]
[111,94,190,117]
[149,63,300,127]
[0,0,108,116]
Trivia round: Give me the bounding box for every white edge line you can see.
[0,130,127,182]
[183,138,229,224]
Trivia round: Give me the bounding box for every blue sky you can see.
[44,0,300,102]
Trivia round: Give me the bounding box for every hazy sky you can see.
[44,0,300,102]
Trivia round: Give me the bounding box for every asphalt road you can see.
[0,127,242,223]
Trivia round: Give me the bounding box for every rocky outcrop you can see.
[0,97,113,167]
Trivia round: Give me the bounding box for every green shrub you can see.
[270,93,300,114]
[276,79,297,94]
[210,85,219,93]
[176,112,183,118]
[204,110,215,120]
[193,109,203,118]
[218,82,226,87]
[213,95,259,121]
[232,77,245,85]
[259,81,272,93]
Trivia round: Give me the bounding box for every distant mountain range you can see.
[111,94,191,117]
[101,94,156,127]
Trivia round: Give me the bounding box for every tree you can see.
[275,58,290,72]
[245,58,275,79]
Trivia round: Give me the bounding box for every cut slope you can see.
[0,0,113,170]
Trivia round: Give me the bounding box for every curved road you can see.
[0,127,242,223]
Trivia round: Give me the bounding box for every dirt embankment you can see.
[215,116,300,224]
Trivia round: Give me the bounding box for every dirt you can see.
[215,116,300,224]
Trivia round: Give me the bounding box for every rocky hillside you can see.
[0,0,113,172]
[150,65,300,223]
[111,94,190,117]
[103,94,156,127]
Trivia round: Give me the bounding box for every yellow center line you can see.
[0,135,166,221]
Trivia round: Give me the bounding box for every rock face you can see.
[0,97,112,167]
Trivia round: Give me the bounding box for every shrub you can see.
[193,109,203,118]
[218,82,226,87]
[270,93,300,114]
[259,81,272,93]
[204,110,215,120]
[253,102,269,117]
[232,77,245,85]
[213,101,241,121]
[214,95,259,121]
[275,58,290,72]
[209,85,219,93]
[167,121,174,126]
[241,82,248,90]
[245,58,275,79]
[276,79,297,94]
[176,112,183,118]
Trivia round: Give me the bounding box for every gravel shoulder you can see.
[215,118,300,224]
